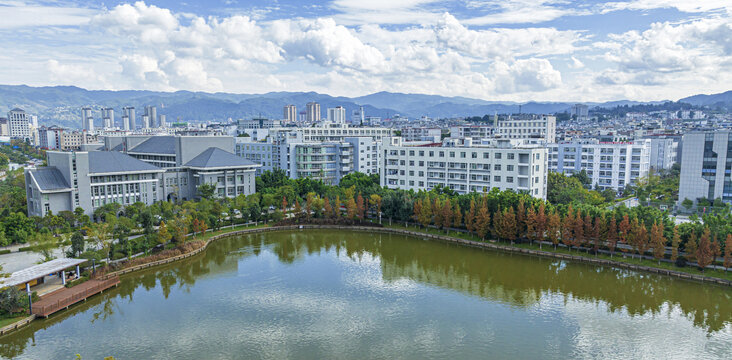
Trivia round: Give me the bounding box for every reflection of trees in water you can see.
[258,230,732,333]
[2,229,731,359]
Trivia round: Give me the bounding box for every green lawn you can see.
[0,314,28,328]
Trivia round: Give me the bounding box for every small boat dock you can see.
[31,276,120,318]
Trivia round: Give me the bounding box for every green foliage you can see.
[197,183,217,200]
[547,172,607,206]
[0,287,26,314]
[29,232,58,262]
[70,231,85,258]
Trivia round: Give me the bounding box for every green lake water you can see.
[1,229,731,359]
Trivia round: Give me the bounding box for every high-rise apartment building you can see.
[306,102,321,122]
[678,131,732,206]
[81,107,94,131]
[123,106,136,130]
[102,108,114,129]
[327,106,346,124]
[571,104,589,121]
[283,105,297,122]
[145,106,158,128]
[8,108,31,139]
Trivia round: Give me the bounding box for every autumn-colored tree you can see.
[157,221,171,246]
[686,232,698,263]
[670,226,680,263]
[583,214,593,252]
[696,228,713,271]
[370,194,382,221]
[465,200,476,234]
[631,218,649,259]
[572,212,584,251]
[441,198,453,233]
[526,207,537,245]
[711,236,720,269]
[191,218,201,238]
[607,216,618,257]
[501,207,517,244]
[516,199,526,239]
[535,203,547,243]
[618,215,631,256]
[305,193,314,220]
[547,210,561,249]
[324,198,333,219]
[294,199,302,219]
[650,222,666,264]
[199,220,208,236]
[723,234,732,271]
[452,203,462,230]
[334,196,342,218]
[592,216,601,254]
[561,207,575,250]
[432,198,444,230]
[475,202,491,240]
[418,198,432,228]
[356,193,366,219]
[346,197,358,220]
[282,196,288,214]
[413,199,422,224]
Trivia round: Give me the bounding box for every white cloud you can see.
[462,1,588,25]
[490,58,562,93]
[47,60,111,88]
[570,56,585,69]
[601,1,732,14]
[0,2,95,29]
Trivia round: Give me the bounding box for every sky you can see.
[0,0,731,102]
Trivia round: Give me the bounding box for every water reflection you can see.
[0,229,730,359]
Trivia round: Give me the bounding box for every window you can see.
[494,164,501,171]
[495,153,502,159]
[494,176,501,182]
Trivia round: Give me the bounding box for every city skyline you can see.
[0,1,730,103]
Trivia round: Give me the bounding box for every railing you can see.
[32,276,120,317]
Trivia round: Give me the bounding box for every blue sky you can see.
[0,1,730,102]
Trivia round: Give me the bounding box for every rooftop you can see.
[29,167,71,192]
[0,258,87,287]
[88,151,163,174]
[184,147,259,169]
[128,136,176,155]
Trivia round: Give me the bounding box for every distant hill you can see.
[680,91,732,108]
[0,85,727,128]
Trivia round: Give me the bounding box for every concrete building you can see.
[306,102,321,122]
[145,106,158,128]
[60,131,85,151]
[283,105,297,122]
[496,115,556,143]
[81,107,93,131]
[327,106,346,124]
[548,140,651,192]
[403,127,441,142]
[678,131,732,206]
[449,125,492,140]
[647,137,679,170]
[38,126,64,149]
[352,106,365,125]
[296,123,393,142]
[123,107,136,130]
[571,104,589,121]
[380,137,548,198]
[8,108,31,139]
[25,151,165,217]
[345,137,380,175]
[102,108,114,129]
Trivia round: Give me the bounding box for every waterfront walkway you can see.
[31,276,120,318]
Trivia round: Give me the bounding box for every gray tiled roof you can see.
[88,151,162,174]
[29,167,71,191]
[184,147,259,169]
[128,136,176,154]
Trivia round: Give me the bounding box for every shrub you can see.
[675,256,687,268]
[0,249,10,255]
[18,246,32,252]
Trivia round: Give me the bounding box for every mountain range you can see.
[0,85,729,129]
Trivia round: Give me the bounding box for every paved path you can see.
[0,248,66,273]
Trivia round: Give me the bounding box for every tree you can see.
[356,193,366,220]
[516,199,526,238]
[433,198,443,229]
[500,207,517,244]
[618,215,631,256]
[526,207,537,246]
[305,193,314,220]
[452,202,462,230]
[464,200,476,235]
[346,197,358,220]
[324,198,333,220]
[70,231,85,257]
[293,199,302,219]
[592,216,601,255]
[723,233,732,272]
[88,222,113,262]
[157,221,171,246]
[681,198,693,211]
[535,204,547,244]
[441,198,452,233]
[686,233,698,263]
[169,218,188,245]
[561,207,575,250]
[281,196,288,214]
[607,216,618,258]
[671,226,680,263]
[0,287,25,315]
[370,194,382,222]
[418,198,432,228]
[197,183,217,200]
[474,202,491,240]
[572,213,584,251]
[651,222,666,264]
[30,232,58,262]
[696,228,713,271]
[547,210,561,249]
[630,218,649,259]
[334,196,342,218]
[583,214,593,252]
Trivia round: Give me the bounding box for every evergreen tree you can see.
[502,207,517,244]
[346,197,358,220]
[651,222,666,264]
[686,232,698,263]
[607,216,618,258]
[418,198,432,228]
[696,228,713,271]
[475,202,491,240]
[324,198,333,220]
[452,203,462,229]
[441,198,453,233]
[516,199,526,238]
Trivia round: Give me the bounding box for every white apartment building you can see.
[678,131,732,206]
[402,127,441,142]
[327,106,346,124]
[496,115,556,143]
[449,125,493,140]
[81,107,94,131]
[548,140,651,192]
[296,123,394,142]
[345,137,380,175]
[283,105,297,122]
[380,137,548,198]
[646,137,679,170]
[8,108,31,139]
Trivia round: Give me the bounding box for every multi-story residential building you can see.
[25,150,165,217]
[295,123,393,142]
[123,106,136,130]
[81,107,94,131]
[327,106,346,124]
[0,118,8,136]
[8,108,31,139]
[678,131,732,206]
[288,141,353,185]
[403,127,441,141]
[306,102,321,122]
[548,140,651,192]
[283,105,297,122]
[449,125,493,140]
[571,104,589,121]
[646,137,679,170]
[380,137,548,198]
[145,105,158,128]
[237,118,281,132]
[60,131,86,151]
[102,108,114,129]
[38,126,64,149]
[345,137,380,175]
[104,135,260,202]
[496,115,556,143]
[351,106,365,124]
